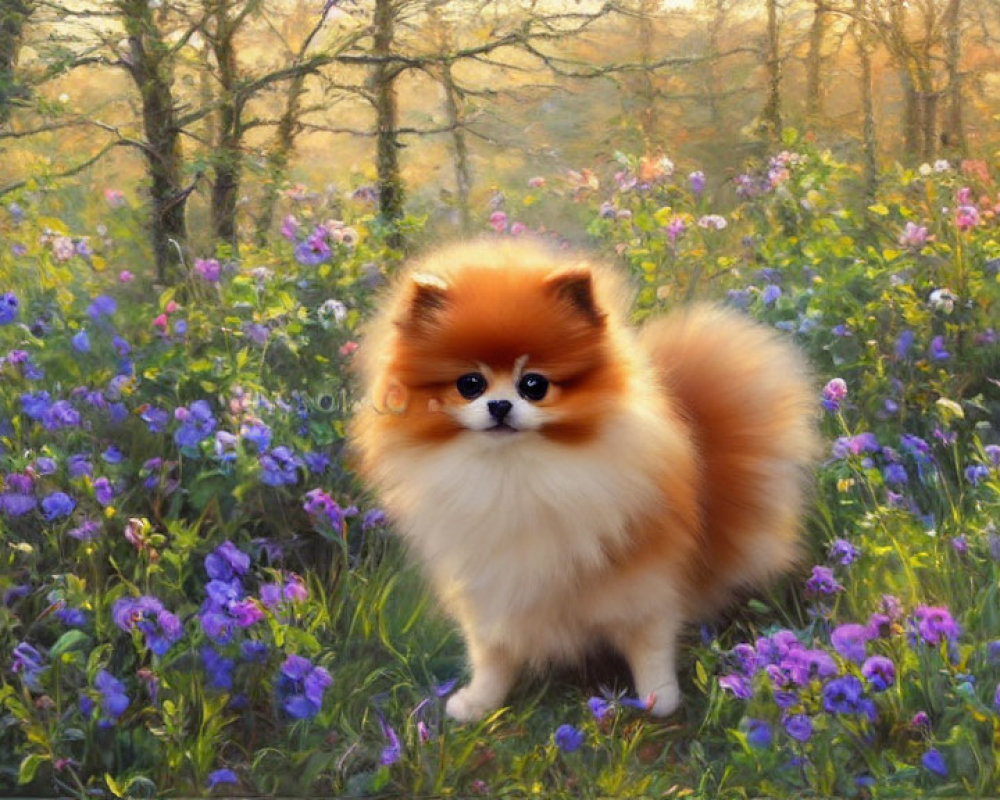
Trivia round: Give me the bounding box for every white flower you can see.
[319,299,348,327]
[697,214,727,231]
[928,288,957,314]
[918,163,932,176]
[933,159,951,173]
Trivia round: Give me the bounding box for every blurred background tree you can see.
[2,0,999,281]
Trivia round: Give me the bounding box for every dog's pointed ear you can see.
[544,267,605,325]
[400,272,450,327]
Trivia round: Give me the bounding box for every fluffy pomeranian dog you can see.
[350,239,818,722]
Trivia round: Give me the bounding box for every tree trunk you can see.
[760,0,782,144]
[440,59,472,233]
[209,3,241,253]
[805,0,827,122]
[636,0,658,149]
[942,0,966,156]
[919,85,937,162]
[900,70,921,161]
[0,0,32,126]
[373,0,403,245]
[705,0,724,126]
[122,0,187,284]
[255,71,305,245]
[853,0,877,204]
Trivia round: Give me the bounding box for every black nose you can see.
[487,400,513,422]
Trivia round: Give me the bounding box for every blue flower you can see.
[21,391,51,420]
[821,675,874,718]
[921,747,947,778]
[42,400,80,430]
[883,462,908,485]
[202,646,235,690]
[174,400,217,447]
[783,714,812,742]
[0,292,19,324]
[71,329,90,353]
[12,642,46,690]
[719,672,752,699]
[554,723,585,753]
[831,623,871,663]
[41,492,75,521]
[207,768,238,789]
[240,423,272,453]
[965,464,990,486]
[929,336,950,361]
[87,295,117,320]
[861,655,895,692]
[828,538,859,566]
[260,447,303,486]
[95,669,130,723]
[113,595,183,655]
[205,541,251,581]
[275,654,332,719]
[57,607,87,627]
[745,718,772,749]
[760,284,782,306]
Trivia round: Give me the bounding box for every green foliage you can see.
[1,147,999,797]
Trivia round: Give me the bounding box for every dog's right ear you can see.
[399,272,450,328]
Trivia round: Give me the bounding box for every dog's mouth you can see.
[486,423,519,434]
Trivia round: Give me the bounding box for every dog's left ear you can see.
[544,267,605,325]
[400,272,450,328]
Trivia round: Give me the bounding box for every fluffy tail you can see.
[640,305,820,607]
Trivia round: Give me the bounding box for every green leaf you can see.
[49,628,91,657]
[19,753,48,785]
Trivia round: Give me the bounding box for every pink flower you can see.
[153,314,168,330]
[339,341,359,357]
[119,270,134,283]
[510,221,527,236]
[489,211,507,233]
[898,222,930,249]
[165,300,179,314]
[528,176,545,188]
[956,205,980,232]
[104,189,126,208]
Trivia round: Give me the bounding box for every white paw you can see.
[445,686,497,723]
[643,681,681,717]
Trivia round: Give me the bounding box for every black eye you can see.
[517,373,549,402]
[456,372,487,399]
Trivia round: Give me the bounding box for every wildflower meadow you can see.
[2,135,1000,798]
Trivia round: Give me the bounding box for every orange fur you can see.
[350,239,819,720]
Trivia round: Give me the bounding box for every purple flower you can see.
[965,464,990,486]
[113,595,183,656]
[240,422,272,453]
[554,723,585,753]
[68,519,101,541]
[362,508,387,531]
[68,454,93,478]
[276,655,332,719]
[805,565,843,595]
[95,669,130,722]
[929,336,950,360]
[377,711,402,765]
[205,541,250,581]
[922,748,948,778]
[21,391,50,420]
[831,623,872,663]
[883,462,908,485]
[260,447,303,486]
[821,378,847,412]
[761,284,782,306]
[783,714,812,742]
[41,492,75,521]
[304,451,331,474]
[744,718,772,749]
[898,221,929,249]
[0,475,37,517]
[194,258,222,282]
[86,295,117,320]
[0,292,18,324]
[828,538,859,566]
[12,642,46,690]
[294,229,331,266]
[94,477,115,506]
[719,672,752,699]
[689,171,706,195]
[822,675,873,717]
[588,696,613,720]
[207,768,238,789]
[174,400,217,447]
[57,607,87,627]
[71,329,90,353]
[862,656,895,692]
[202,646,235,690]
[141,406,170,433]
[913,605,960,645]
